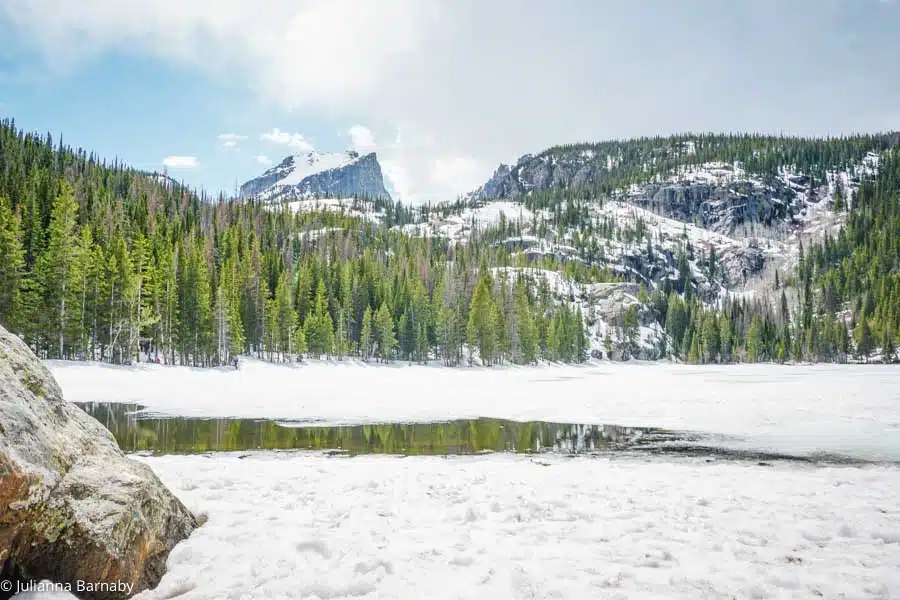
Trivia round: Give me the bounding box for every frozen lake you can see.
[17,360,900,600]
[48,359,900,462]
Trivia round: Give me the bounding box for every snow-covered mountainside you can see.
[240,150,391,203]
[406,161,866,288]
[261,135,893,361]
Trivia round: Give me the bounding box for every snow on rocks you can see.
[242,151,391,203]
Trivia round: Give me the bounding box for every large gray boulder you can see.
[0,326,197,600]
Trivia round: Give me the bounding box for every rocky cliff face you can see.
[240,150,391,203]
[472,150,607,200]
[0,325,197,600]
[471,152,823,234]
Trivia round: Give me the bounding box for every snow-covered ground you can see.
[46,360,900,462]
[141,452,900,600]
[17,452,900,600]
[16,360,900,600]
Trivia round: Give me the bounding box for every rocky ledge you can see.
[0,325,197,600]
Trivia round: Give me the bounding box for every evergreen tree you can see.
[0,196,25,329]
[882,329,895,363]
[833,183,845,212]
[360,305,374,361]
[374,301,396,362]
[305,280,335,358]
[467,269,498,365]
[274,271,297,360]
[701,312,720,363]
[511,279,538,363]
[72,225,101,359]
[687,331,701,364]
[856,319,874,362]
[746,315,763,363]
[35,183,80,357]
[718,315,733,363]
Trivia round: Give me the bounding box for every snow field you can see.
[130,452,899,600]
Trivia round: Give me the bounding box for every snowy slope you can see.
[279,152,360,186]
[280,197,383,223]
[391,200,535,241]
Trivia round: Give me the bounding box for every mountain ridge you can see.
[470,132,898,203]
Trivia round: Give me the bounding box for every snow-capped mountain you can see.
[239,150,391,203]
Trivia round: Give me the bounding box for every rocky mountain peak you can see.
[239,149,391,203]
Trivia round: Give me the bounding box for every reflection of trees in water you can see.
[75,403,677,456]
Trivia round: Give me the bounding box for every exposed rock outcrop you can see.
[0,325,197,600]
[471,151,806,234]
[627,180,798,234]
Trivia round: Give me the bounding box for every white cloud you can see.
[347,125,377,153]
[260,128,314,152]
[256,155,272,166]
[162,156,199,169]
[3,1,898,202]
[218,132,247,149]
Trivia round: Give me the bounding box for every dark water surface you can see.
[77,402,695,455]
[75,402,884,465]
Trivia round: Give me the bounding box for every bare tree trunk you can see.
[135,274,142,363]
[109,281,116,363]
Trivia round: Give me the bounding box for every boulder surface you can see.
[0,325,197,600]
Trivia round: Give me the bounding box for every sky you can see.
[0,0,898,204]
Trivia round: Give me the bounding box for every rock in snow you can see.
[0,325,197,600]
